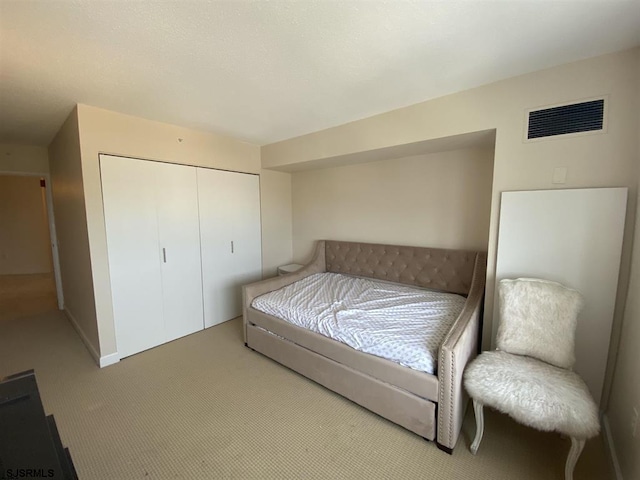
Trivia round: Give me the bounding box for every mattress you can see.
[251,272,466,374]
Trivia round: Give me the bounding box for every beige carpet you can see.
[0,311,611,480]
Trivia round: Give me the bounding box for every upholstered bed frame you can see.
[243,240,487,452]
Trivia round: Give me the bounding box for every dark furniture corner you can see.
[0,370,78,479]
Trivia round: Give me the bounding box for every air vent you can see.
[527,98,606,140]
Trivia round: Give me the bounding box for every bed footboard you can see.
[437,252,487,451]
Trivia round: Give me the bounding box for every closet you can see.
[100,154,262,358]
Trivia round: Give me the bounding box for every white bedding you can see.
[251,272,466,374]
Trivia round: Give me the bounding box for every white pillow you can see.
[496,278,584,369]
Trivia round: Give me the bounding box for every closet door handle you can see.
[231,241,234,254]
[163,248,167,263]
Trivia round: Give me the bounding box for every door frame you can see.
[0,170,64,309]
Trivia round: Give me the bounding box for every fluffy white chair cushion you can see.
[497,278,583,369]
[464,351,600,439]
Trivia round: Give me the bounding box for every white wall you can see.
[0,175,53,275]
[260,169,293,277]
[48,107,100,351]
[291,147,494,262]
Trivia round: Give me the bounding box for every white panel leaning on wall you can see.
[494,187,627,406]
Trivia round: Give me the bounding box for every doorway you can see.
[0,173,63,321]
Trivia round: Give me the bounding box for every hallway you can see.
[0,173,60,322]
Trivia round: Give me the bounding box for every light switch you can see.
[553,167,567,184]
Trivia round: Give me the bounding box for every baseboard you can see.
[602,413,624,480]
[63,307,119,368]
[99,352,120,368]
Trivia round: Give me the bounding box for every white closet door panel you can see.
[198,168,262,328]
[155,162,204,342]
[198,168,238,327]
[100,155,165,358]
[229,173,263,307]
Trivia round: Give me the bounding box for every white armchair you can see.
[464,278,600,480]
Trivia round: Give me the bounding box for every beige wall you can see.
[0,175,52,275]
[606,52,640,480]
[74,104,290,358]
[260,169,293,277]
[48,107,100,352]
[0,144,49,174]
[263,48,640,380]
[291,148,494,261]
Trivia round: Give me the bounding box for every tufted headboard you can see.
[324,240,481,295]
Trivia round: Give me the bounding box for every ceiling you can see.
[1,1,639,147]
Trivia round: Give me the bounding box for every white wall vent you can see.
[525,97,607,141]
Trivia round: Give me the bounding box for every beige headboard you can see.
[324,240,480,295]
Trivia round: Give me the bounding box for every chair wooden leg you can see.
[470,399,484,455]
[565,437,585,480]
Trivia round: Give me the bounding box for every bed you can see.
[242,240,486,452]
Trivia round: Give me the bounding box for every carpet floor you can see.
[0,309,611,479]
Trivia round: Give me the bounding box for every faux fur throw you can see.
[464,351,600,439]
[497,278,583,369]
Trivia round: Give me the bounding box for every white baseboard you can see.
[63,307,119,368]
[99,352,120,368]
[602,413,624,480]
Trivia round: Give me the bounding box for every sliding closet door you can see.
[100,155,165,358]
[197,168,262,328]
[155,162,204,342]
